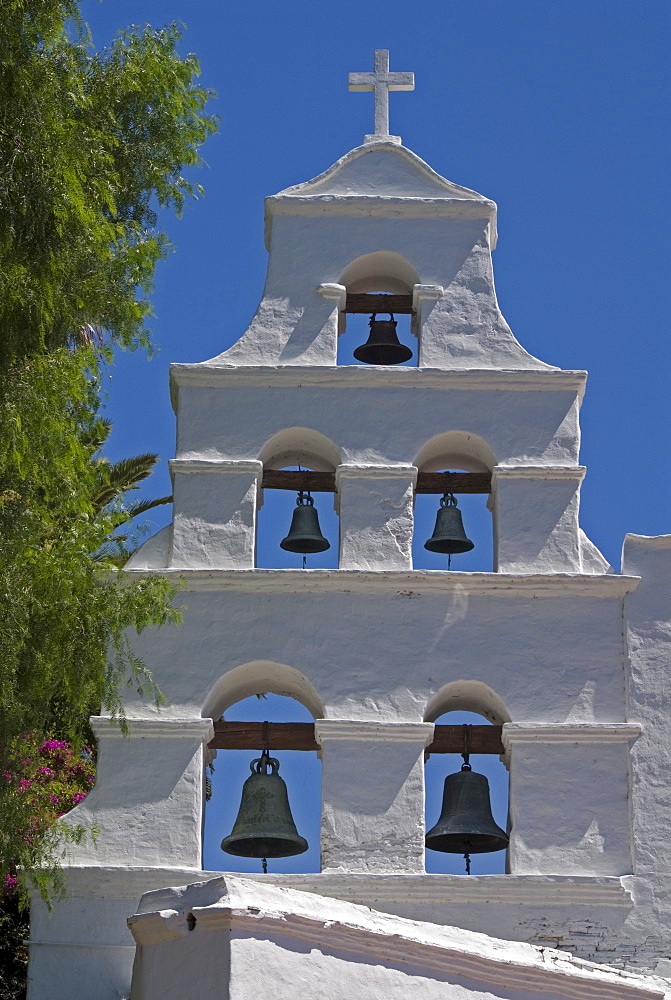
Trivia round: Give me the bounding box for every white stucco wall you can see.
[26,137,671,1000]
[208,142,551,371]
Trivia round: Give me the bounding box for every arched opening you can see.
[413,432,496,573]
[337,252,419,367]
[203,660,325,721]
[203,662,324,876]
[257,428,341,569]
[424,682,510,875]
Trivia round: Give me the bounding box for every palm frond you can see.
[91,542,132,568]
[108,453,160,490]
[92,453,159,511]
[119,495,173,520]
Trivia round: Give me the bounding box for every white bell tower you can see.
[28,52,671,1000]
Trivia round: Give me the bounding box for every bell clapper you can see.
[460,731,473,876]
[299,492,310,567]
[299,467,309,569]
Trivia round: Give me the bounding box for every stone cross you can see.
[348,50,414,139]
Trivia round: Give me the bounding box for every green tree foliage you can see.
[0,0,217,902]
[0,352,180,872]
[0,1,217,358]
[0,349,181,732]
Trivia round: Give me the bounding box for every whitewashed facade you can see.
[27,58,671,1000]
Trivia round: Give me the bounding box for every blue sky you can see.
[79,0,671,567]
[77,0,669,874]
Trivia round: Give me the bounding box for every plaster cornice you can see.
[493,465,586,482]
[257,872,635,909]
[266,194,496,220]
[170,364,587,395]
[53,867,636,909]
[502,723,642,747]
[89,717,214,742]
[336,463,418,484]
[121,567,641,599]
[169,459,263,478]
[315,720,434,745]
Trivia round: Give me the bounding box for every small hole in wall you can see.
[186,913,197,931]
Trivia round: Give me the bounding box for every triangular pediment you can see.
[275,142,493,203]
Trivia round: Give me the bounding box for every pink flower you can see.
[38,767,52,776]
[5,874,19,891]
[18,779,32,791]
[72,792,87,804]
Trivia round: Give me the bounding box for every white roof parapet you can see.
[128,875,663,1000]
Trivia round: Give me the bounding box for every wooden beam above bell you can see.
[262,470,336,492]
[414,472,491,495]
[344,293,414,314]
[261,470,492,495]
[209,721,504,755]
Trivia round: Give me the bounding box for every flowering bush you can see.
[1,735,95,897]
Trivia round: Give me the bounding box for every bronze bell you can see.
[221,750,308,859]
[425,762,509,856]
[353,312,413,366]
[424,493,474,555]
[280,491,330,554]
